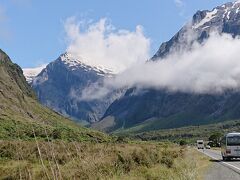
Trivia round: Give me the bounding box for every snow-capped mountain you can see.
[28,52,123,124]
[153,0,240,60]
[96,1,240,132]
[58,52,114,75]
[192,1,240,29]
[23,64,46,83]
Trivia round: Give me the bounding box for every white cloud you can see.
[64,17,151,73]
[23,64,47,83]
[112,32,240,94]
[81,32,240,100]
[174,0,184,7]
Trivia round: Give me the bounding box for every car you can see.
[206,145,211,149]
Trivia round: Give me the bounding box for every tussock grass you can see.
[0,140,197,179]
[117,146,197,180]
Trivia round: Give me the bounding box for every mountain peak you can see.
[59,52,115,75]
[192,1,240,30]
[152,1,240,60]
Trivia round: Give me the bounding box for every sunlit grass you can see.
[0,140,199,179]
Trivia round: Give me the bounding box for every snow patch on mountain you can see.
[192,1,240,30]
[23,64,47,83]
[24,52,115,85]
[60,52,115,76]
[193,9,218,29]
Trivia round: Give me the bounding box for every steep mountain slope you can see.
[30,53,123,124]
[98,1,240,132]
[0,49,108,141]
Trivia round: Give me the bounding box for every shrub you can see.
[179,140,187,146]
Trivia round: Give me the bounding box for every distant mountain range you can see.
[23,1,240,133]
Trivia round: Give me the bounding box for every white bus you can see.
[197,140,204,149]
[221,132,240,161]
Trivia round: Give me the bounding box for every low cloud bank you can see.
[113,33,240,93]
[80,32,240,100]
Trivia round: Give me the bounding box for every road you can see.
[199,149,240,180]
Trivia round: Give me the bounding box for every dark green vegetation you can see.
[0,49,108,142]
[115,120,240,144]
[208,132,223,147]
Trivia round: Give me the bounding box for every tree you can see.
[209,132,223,147]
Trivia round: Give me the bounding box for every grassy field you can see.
[0,140,203,180]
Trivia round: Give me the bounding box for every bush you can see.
[179,140,187,146]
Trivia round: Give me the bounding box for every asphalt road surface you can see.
[199,149,240,180]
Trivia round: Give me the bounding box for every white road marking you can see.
[201,150,240,172]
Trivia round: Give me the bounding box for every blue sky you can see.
[0,0,232,68]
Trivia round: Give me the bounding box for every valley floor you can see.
[0,140,205,180]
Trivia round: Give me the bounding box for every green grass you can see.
[0,96,110,142]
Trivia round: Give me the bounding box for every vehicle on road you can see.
[221,132,240,161]
[197,140,204,149]
[205,145,211,149]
